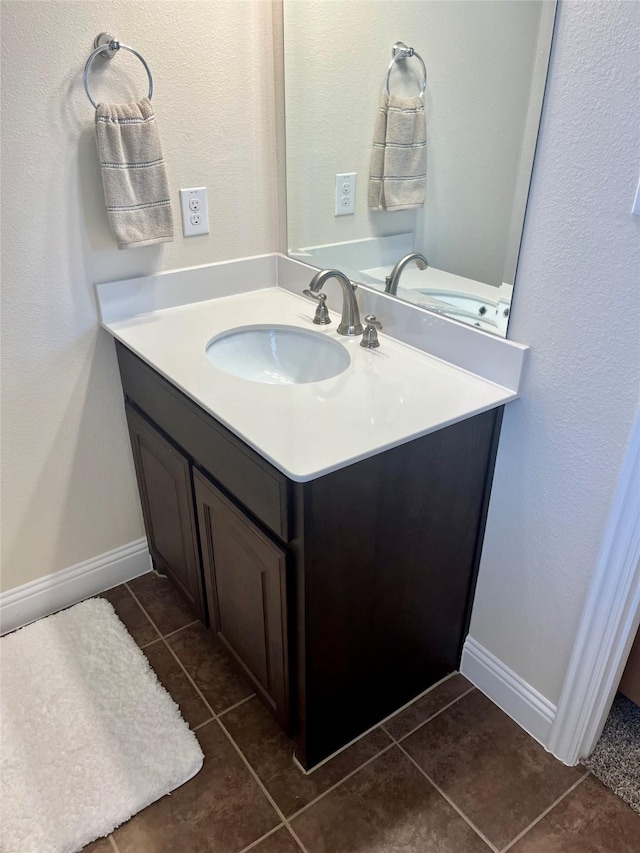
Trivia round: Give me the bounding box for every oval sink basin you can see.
[205,325,350,385]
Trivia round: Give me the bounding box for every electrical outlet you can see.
[179,187,209,236]
[335,172,356,216]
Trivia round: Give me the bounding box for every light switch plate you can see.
[179,187,210,236]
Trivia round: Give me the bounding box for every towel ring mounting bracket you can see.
[83,32,154,109]
[386,41,427,97]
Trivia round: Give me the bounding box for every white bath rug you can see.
[0,597,204,853]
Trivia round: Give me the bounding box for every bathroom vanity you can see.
[91,0,549,771]
[118,341,501,767]
[98,255,526,769]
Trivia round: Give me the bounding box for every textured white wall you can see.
[469,0,640,704]
[284,0,543,286]
[0,0,278,592]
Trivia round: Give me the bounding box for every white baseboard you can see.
[0,539,152,635]
[461,636,557,748]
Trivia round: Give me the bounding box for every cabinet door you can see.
[194,469,290,727]
[126,404,206,622]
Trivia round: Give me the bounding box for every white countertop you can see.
[100,276,518,482]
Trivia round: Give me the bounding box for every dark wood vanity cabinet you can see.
[116,341,503,769]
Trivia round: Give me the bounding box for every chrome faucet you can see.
[385,252,429,295]
[304,269,363,336]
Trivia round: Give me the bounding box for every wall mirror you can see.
[282,0,556,337]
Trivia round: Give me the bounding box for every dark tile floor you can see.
[86,574,640,853]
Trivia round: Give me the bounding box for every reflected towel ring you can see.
[386,41,427,97]
[83,32,153,109]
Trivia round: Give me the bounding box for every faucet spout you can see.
[307,269,363,336]
[385,252,429,296]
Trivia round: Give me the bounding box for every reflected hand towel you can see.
[369,93,426,212]
[95,98,174,249]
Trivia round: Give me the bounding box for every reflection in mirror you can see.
[283,0,556,337]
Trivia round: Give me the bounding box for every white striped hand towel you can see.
[95,98,174,249]
[369,93,426,211]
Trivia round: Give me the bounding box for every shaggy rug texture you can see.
[582,692,640,814]
[0,598,204,853]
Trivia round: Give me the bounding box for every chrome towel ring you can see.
[83,32,153,109]
[386,42,427,98]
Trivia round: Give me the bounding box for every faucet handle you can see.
[360,314,383,349]
[303,290,331,325]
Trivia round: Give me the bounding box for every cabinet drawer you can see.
[116,342,290,540]
[194,469,290,728]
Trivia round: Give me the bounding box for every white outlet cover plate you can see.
[179,187,210,236]
[335,172,356,216]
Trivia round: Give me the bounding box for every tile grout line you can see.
[138,637,162,650]
[102,588,201,853]
[125,585,223,722]
[124,583,253,722]
[216,714,312,853]
[262,682,479,827]
[156,637,220,719]
[156,619,199,642]
[499,770,591,853]
[286,742,397,822]
[394,740,500,853]
[148,628,254,725]
[125,584,308,851]
[215,715,289,822]
[218,692,257,717]
[296,672,469,776]
[235,822,286,853]
[235,821,308,853]
[387,687,593,853]
[120,582,161,642]
[286,823,311,853]
[384,685,477,744]
[150,633,304,849]
[192,717,215,732]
